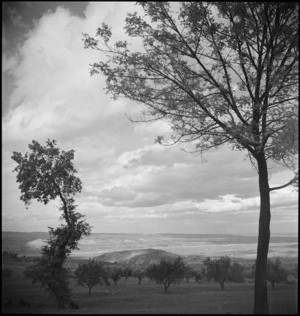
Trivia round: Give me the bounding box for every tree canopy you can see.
[83,2,298,179]
[12,139,91,308]
[83,2,298,313]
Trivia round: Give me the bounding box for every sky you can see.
[2,2,298,235]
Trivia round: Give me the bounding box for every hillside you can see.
[94,248,179,266]
[2,231,49,256]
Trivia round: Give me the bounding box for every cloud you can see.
[2,2,298,235]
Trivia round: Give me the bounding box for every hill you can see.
[94,248,179,266]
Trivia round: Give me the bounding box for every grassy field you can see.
[2,258,298,314]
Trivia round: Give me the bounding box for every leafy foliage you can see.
[74,260,108,296]
[267,258,288,288]
[108,265,124,285]
[132,266,146,284]
[145,257,186,292]
[203,256,231,290]
[12,139,91,308]
[229,261,245,283]
[250,257,288,288]
[83,2,298,173]
[84,3,298,313]
[122,265,133,279]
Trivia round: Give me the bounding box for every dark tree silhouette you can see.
[84,2,298,313]
[12,139,91,308]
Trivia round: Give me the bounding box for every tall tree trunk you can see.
[254,152,271,314]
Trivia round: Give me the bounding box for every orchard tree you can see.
[132,266,146,285]
[123,265,133,280]
[203,256,231,290]
[145,262,157,284]
[108,265,123,285]
[12,139,91,308]
[148,257,186,292]
[184,266,196,283]
[267,257,288,289]
[250,257,288,289]
[74,260,105,296]
[229,261,245,283]
[194,270,203,283]
[83,2,298,313]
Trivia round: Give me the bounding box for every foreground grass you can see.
[2,259,298,314]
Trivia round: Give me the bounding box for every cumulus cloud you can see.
[2,2,298,235]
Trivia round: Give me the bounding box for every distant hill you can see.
[2,231,49,256]
[94,248,180,266]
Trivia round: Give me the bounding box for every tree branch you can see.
[269,175,298,191]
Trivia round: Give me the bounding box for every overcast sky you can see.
[2,2,298,235]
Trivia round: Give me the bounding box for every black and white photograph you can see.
[2,2,298,314]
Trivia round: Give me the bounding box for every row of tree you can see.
[73,256,290,296]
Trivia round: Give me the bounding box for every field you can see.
[2,258,298,314]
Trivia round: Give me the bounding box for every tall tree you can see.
[12,139,91,308]
[83,2,298,313]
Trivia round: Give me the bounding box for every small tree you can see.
[194,270,203,283]
[108,265,123,285]
[149,257,186,293]
[123,266,133,280]
[132,266,146,285]
[12,139,91,308]
[145,263,157,284]
[250,257,288,289]
[183,266,195,283]
[202,257,215,282]
[229,261,245,283]
[203,256,231,290]
[267,258,288,289]
[74,260,104,296]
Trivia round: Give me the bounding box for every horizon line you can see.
[2,231,298,236]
